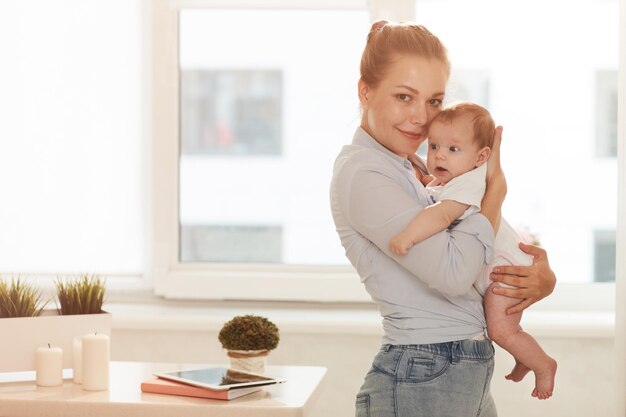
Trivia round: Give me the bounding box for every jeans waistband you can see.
[383,339,494,361]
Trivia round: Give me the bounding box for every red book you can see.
[141,378,263,400]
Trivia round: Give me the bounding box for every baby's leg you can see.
[484,284,557,400]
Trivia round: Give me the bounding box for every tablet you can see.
[153,366,286,391]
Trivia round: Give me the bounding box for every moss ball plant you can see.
[218,315,280,352]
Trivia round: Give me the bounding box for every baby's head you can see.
[426,102,495,184]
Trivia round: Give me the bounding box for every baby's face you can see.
[426,117,484,184]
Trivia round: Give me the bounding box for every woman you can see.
[330,21,556,416]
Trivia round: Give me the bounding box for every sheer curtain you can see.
[0,1,145,278]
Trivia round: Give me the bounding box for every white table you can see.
[0,362,327,417]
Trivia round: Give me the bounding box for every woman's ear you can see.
[358,79,369,108]
[475,147,492,167]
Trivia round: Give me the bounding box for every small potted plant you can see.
[0,276,47,318]
[55,273,106,315]
[218,315,280,374]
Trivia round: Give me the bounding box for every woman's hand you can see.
[487,126,505,185]
[480,126,507,231]
[490,242,557,314]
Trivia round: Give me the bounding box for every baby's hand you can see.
[389,234,414,256]
[420,174,436,186]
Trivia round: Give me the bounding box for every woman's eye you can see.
[397,94,411,102]
[429,98,442,107]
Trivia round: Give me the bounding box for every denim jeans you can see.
[355,340,496,417]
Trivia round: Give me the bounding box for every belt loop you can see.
[450,341,460,364]
[384,344,392,353]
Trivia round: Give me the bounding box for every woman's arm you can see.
[480,126,506,232]
[337,156,494,297]
[482,127,557,313]
[490,243,557,314]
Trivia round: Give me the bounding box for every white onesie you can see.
[426,164,533,295]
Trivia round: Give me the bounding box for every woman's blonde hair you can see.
[433,102,496,149]
[360,20,450,88]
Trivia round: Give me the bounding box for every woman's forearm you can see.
[482,126,506,232]
[480,171,506,232]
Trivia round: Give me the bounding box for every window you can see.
[175,7,367,267]
[180,70,283,156]
[596,70,619,158]
[414,0,619,284]
[179,67,286,264]
[0,0,145,281]
[153,0,621,303]
[594,230,617,283]
[153,2,369,300]
[181,225,283,263]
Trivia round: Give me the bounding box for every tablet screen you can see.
[155,367,284,390]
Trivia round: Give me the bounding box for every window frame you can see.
[151,0,623,308]
[152,0,379,302]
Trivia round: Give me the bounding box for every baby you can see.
[390,102,557,400]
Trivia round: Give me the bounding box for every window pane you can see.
[181,225,282,263]
[181,70,282,156]
[595,70,618,157]
[594,230,616,282]
[0,1,144,274]
[415,0,618,282]
[178,10,369,265]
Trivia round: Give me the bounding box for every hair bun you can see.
[370,19,388,32]
[367,20,388,43]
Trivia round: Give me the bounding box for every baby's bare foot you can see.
[530,358,557,400]
[505,360,530,382]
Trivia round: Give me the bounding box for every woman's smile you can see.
[397,127,424,141]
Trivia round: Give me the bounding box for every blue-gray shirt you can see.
[330,127,494,344]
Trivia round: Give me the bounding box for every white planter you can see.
[0,309,111,373]
[227,349,269,374]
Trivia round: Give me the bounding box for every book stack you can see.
[141,377,264,401]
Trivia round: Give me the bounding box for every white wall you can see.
[109,305,615,417]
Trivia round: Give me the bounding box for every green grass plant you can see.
[0,276,47,318]
[55,273,106,315]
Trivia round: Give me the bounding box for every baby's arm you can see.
[389,200,470,256]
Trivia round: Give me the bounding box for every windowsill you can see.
[105,297,615,339]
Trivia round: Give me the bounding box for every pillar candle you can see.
[72,337,82,384]
[35,344,63,387]
[82,333,109,391]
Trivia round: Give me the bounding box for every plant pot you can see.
[0,309,111,373]
[227,349,269,374]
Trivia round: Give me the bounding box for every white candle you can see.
[35,344,63,387]
[82,333,109,391]
[72,337,82,384]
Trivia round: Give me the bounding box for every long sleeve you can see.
[338,154,494,297]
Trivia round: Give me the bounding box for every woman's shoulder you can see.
[334,144,398,176]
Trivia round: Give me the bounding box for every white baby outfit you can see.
[426,164,533,295]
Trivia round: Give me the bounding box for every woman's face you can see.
[359,55,448,158]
